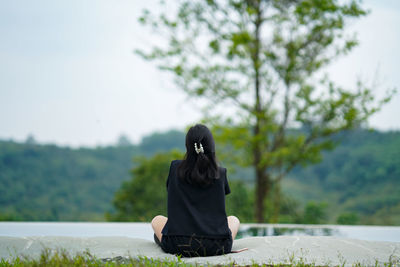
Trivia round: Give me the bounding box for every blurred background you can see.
[0,0,399,227]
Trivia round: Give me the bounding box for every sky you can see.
[0,0,399,147]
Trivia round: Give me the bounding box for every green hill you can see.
[0,130,184,221]
[0,129,399,224]
[284,129,400,225]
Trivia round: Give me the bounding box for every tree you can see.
[336,212,358,225]
[138,130,185,155]
[107,151,183,221]
[116,134,133,147]
[25,134,37,145]
[302,201,327,224]
[137,0,394,222]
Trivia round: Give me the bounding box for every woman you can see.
[151,124,240,257]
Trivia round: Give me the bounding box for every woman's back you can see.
[162,160,231,238]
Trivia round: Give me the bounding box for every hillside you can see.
[0,129,399,224]
[0,130,184,221]
[284,129,400,225]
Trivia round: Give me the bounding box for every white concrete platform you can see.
[1,236,399,266]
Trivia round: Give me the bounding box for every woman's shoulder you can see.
[169,160,183,171]
[171,159,182,166]
[217,165,227,177]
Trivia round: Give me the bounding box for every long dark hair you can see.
[177,124,219,186]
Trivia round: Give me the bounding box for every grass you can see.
[0,249,397,267]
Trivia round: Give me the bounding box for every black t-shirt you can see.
[161,160,231,238]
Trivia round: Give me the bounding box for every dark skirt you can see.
[155,234,232,257]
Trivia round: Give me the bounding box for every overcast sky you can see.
[0,0,399,147]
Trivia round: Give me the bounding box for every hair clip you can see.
[194,142,204,154]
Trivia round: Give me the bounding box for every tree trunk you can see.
[255,166,269,222]
[252,0,268,223]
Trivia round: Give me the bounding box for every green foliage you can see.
[270,192,303,224]
[108,151,183,222]
[302,201,328,224]
[225,180,254,222]
[337,212,359,225]
[262,187,328,224]
[136,0,395,222]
